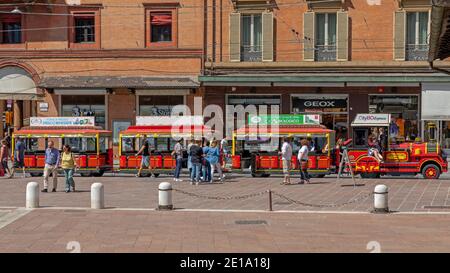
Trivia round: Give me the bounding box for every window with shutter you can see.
[394,11,406,60]
[303,12,315,61]
[336,11,348,61]
[229,12,241,62]
[262,12,274,62]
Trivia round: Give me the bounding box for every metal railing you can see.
[405,44,429,61]
[315,45,337,61]
[241,45,262,62]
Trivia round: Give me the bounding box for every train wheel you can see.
[153,173,160,178]
[422,164,440,179]
[80,172,91,177]
[360,173,380,179]
[30,173,43,177]
[92,170,104,177]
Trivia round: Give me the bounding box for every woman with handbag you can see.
[61,144,78,193]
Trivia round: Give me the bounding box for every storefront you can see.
[136,89,190,116]
[368,94,420,142]
[56,89,107,129]
[291,94,348,139]
[421,83,450,155]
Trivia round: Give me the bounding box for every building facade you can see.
[0,0,204,154]
[200,0,450,153]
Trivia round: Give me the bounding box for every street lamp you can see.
[11,7,22,14]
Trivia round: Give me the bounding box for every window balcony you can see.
[315,45,336,61]
[405,44,429,61]
[241,45,262,62]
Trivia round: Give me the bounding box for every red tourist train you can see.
[11,117,113,177]
[231,114,448,179]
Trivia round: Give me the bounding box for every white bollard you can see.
[158,182,173,210]
[26,182,39,209]
[91,183,104,209]
[373,184,389,213]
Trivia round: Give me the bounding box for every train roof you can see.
[13,126,111,136]
[235,125,334,135]
[120,125,213,136]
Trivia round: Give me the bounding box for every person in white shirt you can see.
[297,138,310,184]
[279,137,293,185]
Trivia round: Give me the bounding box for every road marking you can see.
[0,208,32,230]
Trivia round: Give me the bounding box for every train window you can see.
[354,128,368,148]
[122,137,135,152]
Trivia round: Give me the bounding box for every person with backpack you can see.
[61,144,78,193]
[189,140,203,185]
[207,140,223,183]
[202,139,211,182]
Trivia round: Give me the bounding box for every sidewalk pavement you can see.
[0,174,449,212]
[1,209,450,253]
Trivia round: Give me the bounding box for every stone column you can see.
[13,100,22,131]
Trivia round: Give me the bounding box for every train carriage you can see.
[12,117,113,177]
[118,116,213,176]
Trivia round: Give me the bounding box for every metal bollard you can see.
[91,183,105,209]
[158,182,173,210]
[373,184,389,213]
[26,182,39,209]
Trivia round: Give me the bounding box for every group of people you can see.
[279,137,312,185]
[134,137,230,185]
[0,134,78,193]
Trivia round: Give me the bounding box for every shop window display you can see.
[369,95,419,142]
[61,95,106,129]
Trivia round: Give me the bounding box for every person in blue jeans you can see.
[202,140,211,182]
[189,140,203,185]
[207,140,223,182]
[172,139,184,182]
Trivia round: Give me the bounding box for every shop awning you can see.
[428,0,450,61]
[199,73,450,86]
[0,66,40,100]
[39,76,199,89]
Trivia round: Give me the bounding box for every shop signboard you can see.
[30,117,95,127]
[248,114,320,126]
[136,115,204,126]
[351,114,391,127]
[292,97,347,113]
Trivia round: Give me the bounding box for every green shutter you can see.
[337,11,348,61]
[394,11,406,61]
[230,12,241,62]
[303,12,315,61]
[262,12,274,62]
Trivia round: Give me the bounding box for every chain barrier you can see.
[172,187,373,208]
[271,191,373,208]
[172,188,268,200]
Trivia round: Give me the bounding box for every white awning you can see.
[422,83,450,120]
[0,66,37,99]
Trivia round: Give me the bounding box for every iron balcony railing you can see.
[241,45,262,62]
[315,45,337,61]
[405,44,429,61]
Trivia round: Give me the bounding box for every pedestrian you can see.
[10,137,26,178]
[189,139,203,185]
[368,135,383,163]
[4,132,11,149]
[42,140,60,193]
[172,139,184,182]
[220,137,230,169]
[135,139,153,177]
[202,139,211,182]
[207,140,223,183]
[297,138,310,184]
[0,140,11,178]
[279,137,292,185]
[61,144,78,193]
[187,138,194,177]
[378,127,388,153]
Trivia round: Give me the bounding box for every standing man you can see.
[172,139,184,182]
[297,139,310,184]
[279,137,293,185]
[42,140,60,193]
[10,137,26,178]
[189,140,203,185]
